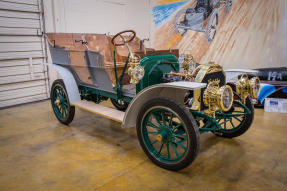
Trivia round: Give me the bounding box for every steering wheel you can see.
[111,30,136,46]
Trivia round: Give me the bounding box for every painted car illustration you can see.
[44,30,259,171]
[174,0,232,41]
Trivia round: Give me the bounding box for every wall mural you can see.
[152,0,287,69]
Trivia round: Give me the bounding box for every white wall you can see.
[43,0,151,40]
[43,0,152,84]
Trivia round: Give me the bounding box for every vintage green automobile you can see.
[45,30,260,171]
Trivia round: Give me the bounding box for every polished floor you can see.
[0,100,286,191]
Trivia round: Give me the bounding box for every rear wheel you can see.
[136,97,200,171]
[110,98,129,111]
[50,79,75,125]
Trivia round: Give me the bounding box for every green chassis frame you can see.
[79,83,251,135]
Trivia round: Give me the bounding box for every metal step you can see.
[72,100,125,123]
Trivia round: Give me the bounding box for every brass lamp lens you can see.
[134,66,145,80]
[220,85,233,111]
[250,77,260,98]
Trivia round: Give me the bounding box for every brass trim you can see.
[235,74,261,102]
[191,89,201,111]
[218,85,234,112]
[250,77,261,98]
[195,64,210,82]
[127,54,144,84]
[203,81,234,114]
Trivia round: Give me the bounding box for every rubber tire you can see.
[50,79,75,125]
[214,96,254,138]
[136,97,200,171]
[110,98,129,111]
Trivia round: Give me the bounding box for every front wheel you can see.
[214,96,254,138]
[136,97,200,171]
[50,79,75,125]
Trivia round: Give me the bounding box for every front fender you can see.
[122,81,206,128]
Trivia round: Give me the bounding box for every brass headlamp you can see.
[128,54,144,84]
[203,80,234,114]
[236,74,260,100]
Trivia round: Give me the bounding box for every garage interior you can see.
[0,0,287,190]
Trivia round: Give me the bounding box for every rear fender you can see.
[44,63,81,103]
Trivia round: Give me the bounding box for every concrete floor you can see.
[0,100,286,191]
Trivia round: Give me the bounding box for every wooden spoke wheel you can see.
[50,79,75,125]
[214,95,254,138]
[110,98,129,111]
[136,97,200,171]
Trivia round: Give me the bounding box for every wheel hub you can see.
[54,99,60,107]
[157,126,173,142]
[156,130,167,141]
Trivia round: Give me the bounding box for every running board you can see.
[71,101,124,123]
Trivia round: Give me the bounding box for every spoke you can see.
[63,97,68,102]
[220,118,231,126]
[172,123,182,132]
[161,111,167,126]
[234,116,243,123]
[59,88,64,95]
[173,133,187,140]
[230,118,236,129]
[171,143,179,158]
[151,140,158,145]
[147,131,158,135]
[61,107,65,115]
[230,114,246,117]
[158,142,164,154]
[152,113,162,126]
[168,113,174,127]
[63,103,69,107]
[147,121,160,130]
[232,111,245,114]
[58,89,62,96]
[175,140,186,150]
[167,143,170,159]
